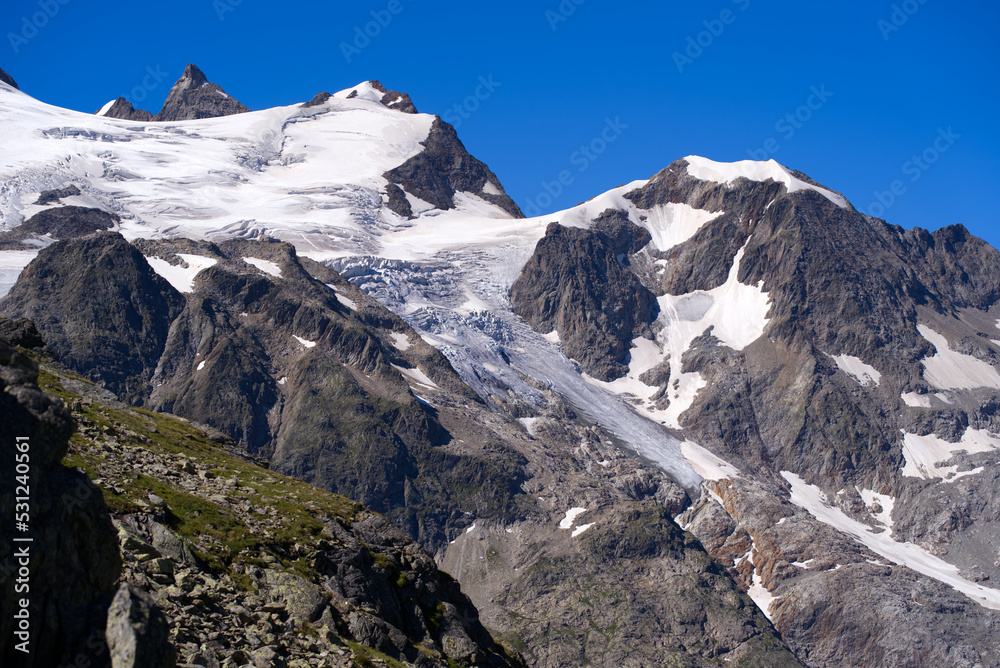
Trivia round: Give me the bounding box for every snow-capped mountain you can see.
[2,67,1000,667]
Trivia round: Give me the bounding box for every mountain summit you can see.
[96,63,250,122]
[153,63,250,121]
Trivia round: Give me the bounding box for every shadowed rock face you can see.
[0,204,121,251]
[97,97,153,122]
[507,156,1000,666]
[152,64,249,122]
[0,233,185,405]
[0,233,806,666]
[384,118,523,218]
[0,66,17,89]
[0,330,121,667]
[510,212,658,381]
[0,233,526,552]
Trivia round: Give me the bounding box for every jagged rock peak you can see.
[0,66,17,89]
[153,63,250,122]
[177,62,209,88]
[96,97,154,122]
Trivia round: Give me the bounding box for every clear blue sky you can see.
[2,0,997,248]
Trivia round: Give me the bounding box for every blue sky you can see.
[3,0,998,247]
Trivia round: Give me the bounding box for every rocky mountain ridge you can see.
[0,224,803,666]
[2,67,1000,667]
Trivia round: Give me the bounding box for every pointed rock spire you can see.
[153,64,249,122]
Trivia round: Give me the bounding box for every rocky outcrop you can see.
[105,585,175,668]
[98,98,154,122]
[301,91,331,108]
[43,359,523,667]
[0,328,122,667]
[384,118,523,218]
[510,213,658,381]
[0,206,119,250]
[152,64,250,122]
[1,233,525,552]
[1,233,810,666]
[0,66,17,89]
[0,232,185,405]
[368,80,418,114]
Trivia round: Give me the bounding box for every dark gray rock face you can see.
[0,232,185,404]
[510,214,658,381]
[0,206,120,250]
[98,98,153,122]
[384,118,523,218]
[368,80,418,114]
[301,91,331,108]
[1,233,525,552]
[105,584,175,668]
[152,64,249,122]
[0,66,17,89]
[0,330,122,667]
[35,185,81,205]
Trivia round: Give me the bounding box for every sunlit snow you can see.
[242,257,281,277]
[389,332,411,351]
[900,428,1000,481]
[558,507,588,530]
[781,471,1000,611]
[831,354,881,387]
[292,335,317,348]
[145,254,218,293]
[684,156,850,209]
[918,325,1000,391]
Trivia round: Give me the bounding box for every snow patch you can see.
[145,254,218,294]
[196,360,206,371]
[639,202,722,252]
[96,99,116,117]
[465,522,477,534]
[293,335,317,348]
[391,364,439,389]
[389,332,411,351]
[900,428,1000,481]
[679,440,741,482]
[858,489,895,535]
[542,330,561,345]
[481,181,501,196]
[518,417,539,436]
[242,256,281,277]
[558,507,588,530]
[571,523,594,538]
[0,250,38,298]
[782,471,1000,610]
[831,354,881,387]
[655,242,771,427]
[902,393,932,408]
[684,156,850,209]
[748,571,778,621]
[918,325,1000,390]
[277,377,287,385]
